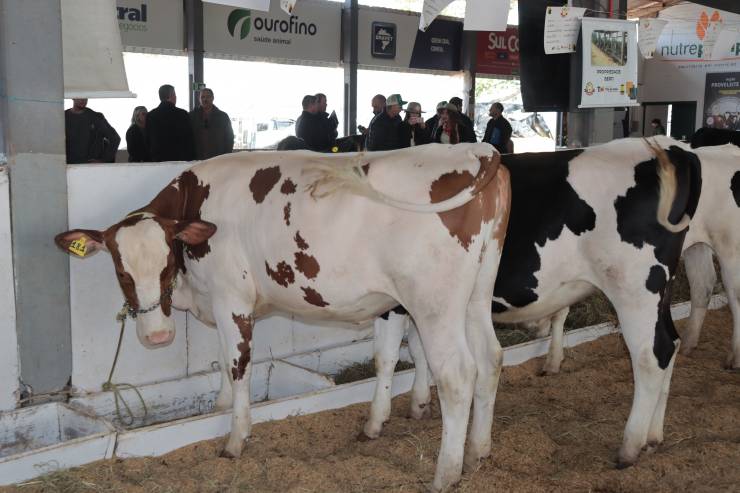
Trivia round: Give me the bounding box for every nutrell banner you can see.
[580,17,639,108]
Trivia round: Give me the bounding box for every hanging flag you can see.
[280,0,297,15]
[419,0,454,31]
[544,5,587,54]
[203,0,270,12]
[464,0,509,32]
[638,18,668,59]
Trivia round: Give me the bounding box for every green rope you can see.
[102,309,148,427]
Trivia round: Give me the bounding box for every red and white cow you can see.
[369,137,701,469]
[56,143,511,492]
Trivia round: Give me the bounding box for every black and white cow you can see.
[367,136,702,470]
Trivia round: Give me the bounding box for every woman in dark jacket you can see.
[126,106,149,162]
[433,103,477,144]
[400,101,432,147]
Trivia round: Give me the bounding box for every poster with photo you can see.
[703,72,740,129]
[580,18,639,108]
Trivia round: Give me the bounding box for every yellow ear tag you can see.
[331,146,339,153]
[69,237,88,257]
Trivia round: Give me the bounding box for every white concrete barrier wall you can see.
[0,168,19,411]
[67,162,373,391]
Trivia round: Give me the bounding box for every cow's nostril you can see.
[147,330,174,345]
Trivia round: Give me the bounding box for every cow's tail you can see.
[304,149,500,214]
[646,138,691,233]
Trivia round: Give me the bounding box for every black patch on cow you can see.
[492,150,595,308]
[731,171,740,208]
[614,148,698,368]
[492,301,508,314]
[379,305,408,320]
[690,127,740,149]
[645,265,667,294]
[653,280,679,370]
[614,149,698,279]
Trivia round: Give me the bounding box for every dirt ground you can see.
[8,307,740,493]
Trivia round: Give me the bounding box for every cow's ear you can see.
[175,220,217,245]
[54,229,107,258]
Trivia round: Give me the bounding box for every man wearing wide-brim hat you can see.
[367,93,407,151]
[401,101,432,147]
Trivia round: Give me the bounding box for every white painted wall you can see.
[641,58,740,129]
[67,162,373,392]
[0,168,19,411]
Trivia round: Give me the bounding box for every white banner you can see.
[280,0,297,15]
[657,4,740,61]
[117,0,185,52]
[204,0,341,63]
[204,0,270,12]
[419,0,454,32]
[63,0,134,98]
[544,6,586,54]
[638,18,667,59]
[580,18,639,108]
[463,0,509,32]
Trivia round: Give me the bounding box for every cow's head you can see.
[55,214,216,348]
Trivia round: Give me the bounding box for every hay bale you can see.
[332,359,415,385]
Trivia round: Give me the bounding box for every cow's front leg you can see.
[363,310,407,439]
[540,307,569,375]
[719,261,740,369]
[407,320,432,420]
[214,303,255,458]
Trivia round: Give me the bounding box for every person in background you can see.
[315,92,339,142]
[64,98,120,164]
[358,94,386,135]
[483,102,513,154]
[426,101,447,138]
[295,95,331,151]
[650,118,666,136]
[189,88,234,160]
[367,93,406,151]
[400,102,431,147]
[448,96,476,142]
[434,103,476,145]
[147,84,195,162]
[126,106,149,162]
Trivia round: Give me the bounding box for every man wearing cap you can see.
[449,96,477,142]
[401,102,431,147]
[367,93,406,151]
[425,101,447,138]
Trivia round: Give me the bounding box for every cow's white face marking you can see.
[116,220,176,348]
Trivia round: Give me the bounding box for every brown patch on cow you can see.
[491,166,512,252]
[294,231,309,250]
[301,287,329,307]
[250,166,282,204]
[429,154,503,251]
[231,313,253,381]
[265,260,295,287]
[361,163,370,175]
[280,178,297,195]
[294,251,320,279]
[103,215,150,311]
[142,170,213,268]
[283,202,291,226]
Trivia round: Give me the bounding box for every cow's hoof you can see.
[679,345,696,356]
[463,454,486,474]
[357,430,375,442]
[615,459,634,470]
[219,449,237,459]
[644,440,661,454]
[723,353,740,371]
[409,403,432,420]
[538,368,560,377]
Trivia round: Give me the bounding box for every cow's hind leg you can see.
[681,243,716,355]
[363,311,407,439]
[463,296,503,472]
[214,337,234,411]
[407,320,432,420]
[612,293,679,467]
[718,258,740,369]
[213,300,255,458]
[411,307,476,493]
[540,307,570,376]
